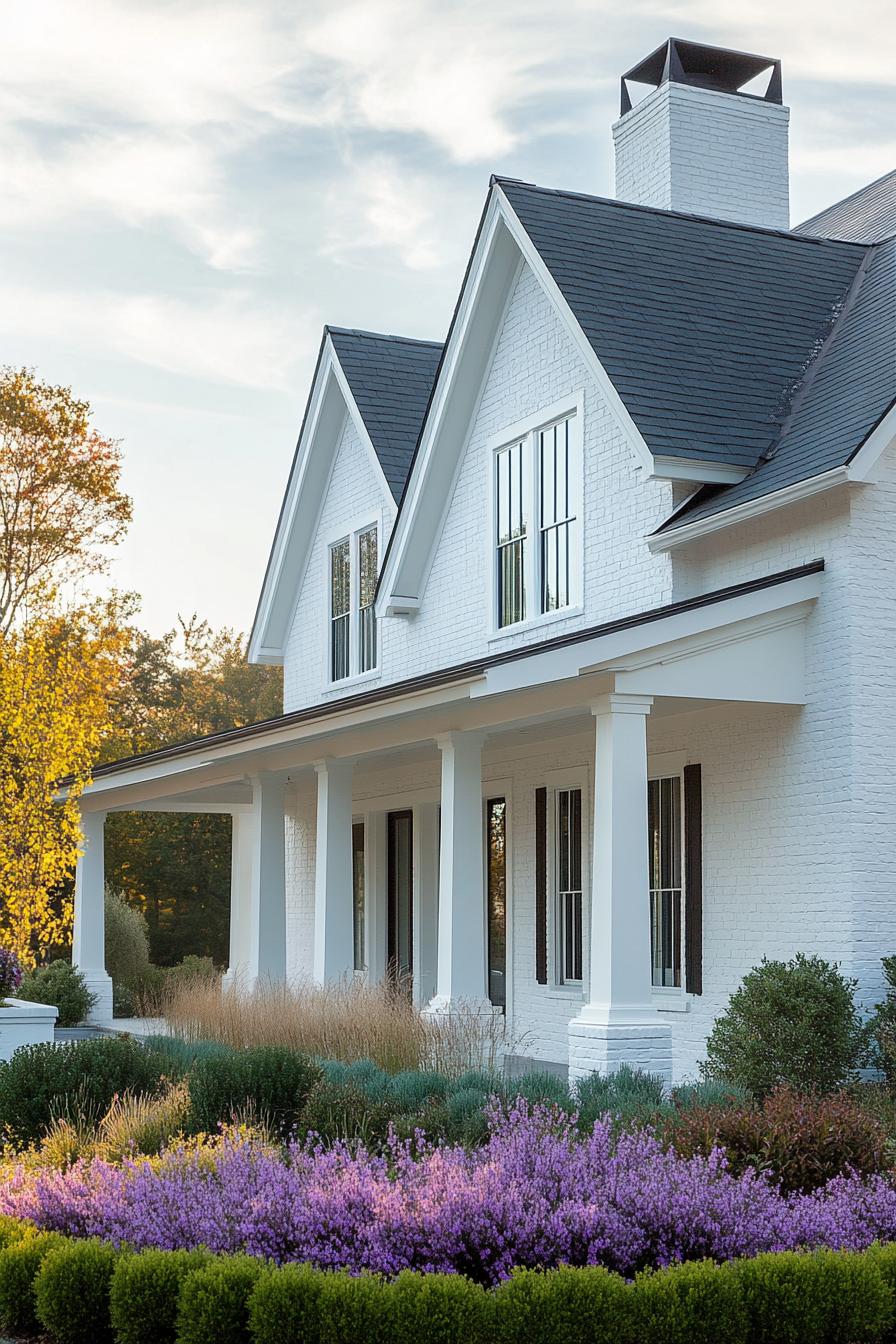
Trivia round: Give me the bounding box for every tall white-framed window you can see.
[554,784,583,985]
[648,769,683,989]
[490,395,583,635]
[328,521,379,683]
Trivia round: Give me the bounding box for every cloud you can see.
[320,155,446,270]
[0,282,312,392]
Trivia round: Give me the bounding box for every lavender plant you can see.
[5,1101,896,1283]
[0,946,22,997]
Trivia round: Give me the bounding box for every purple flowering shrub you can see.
[0,947,23,997]
[3,1101,896,1284]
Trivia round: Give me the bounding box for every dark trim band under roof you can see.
[90,560,823,782]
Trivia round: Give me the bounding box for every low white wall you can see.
[0,997,58,1061]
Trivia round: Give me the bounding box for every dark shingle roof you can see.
[798,170,896,244]
[657,235,896,532]
[498,177,867,469]
[327,328,442,500]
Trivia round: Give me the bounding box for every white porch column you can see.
[568,694,672,1083]
[222,812,253,992]
[427,731,489,1011]
[72,809,113,1024]
[243,774,288,985]
[313,759,355,983]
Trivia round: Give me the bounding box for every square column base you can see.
[568,1009,672,1085]
[80,970,114,1027]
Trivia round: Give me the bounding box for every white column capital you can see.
[435,729,487,753]
[313,756,355,778]
[591,693,654,718]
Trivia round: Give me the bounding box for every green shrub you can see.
[872,957,896,1089]
[865,1243,896,1342]
[702,954,869,1097]
[143,1033,233,1077]
[629,1260,746,1344]
[493,1264,631,1344]
[387,1069,450,1109]
[299,1078,399,1147]
[247,1263,325,1344]
[34,1237,121,1344]
[110,1247,211,1344]
[574,1064,668,1130]
[317,1270,391,1344]
[386,1271,492,1344]
[105,887,150,1003]
[16,958,95,1027]
[176,1254,264,1344]
[734,1249,891,1344]
[664,1085,888,1193]
[511,1070,572,1110]
[0,1215,26,1249]
[0,1036,170,1144]
[0,1229,66,1335]
[188,1045,321,1138]
[670,1079,750,1109]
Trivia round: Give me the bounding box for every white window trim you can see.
[323,511,383,690]
[486,391,585,641]
[544,764,589,995]
[647,751,689,1008]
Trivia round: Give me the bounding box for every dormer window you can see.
[491,399,582,634]
[329,523,378,682]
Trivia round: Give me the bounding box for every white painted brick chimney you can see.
[613,40,791,230]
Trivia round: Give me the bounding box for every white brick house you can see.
[70,39,896,1083]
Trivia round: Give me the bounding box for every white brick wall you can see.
[613,83,790,229]
[277,248,894,1085]
[283,416,396,711]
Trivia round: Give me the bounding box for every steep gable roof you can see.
[798,169,896,244]
[249,326,440,662]
[327,328,443,500]
[497,178,866,470]
[655,235,896,536]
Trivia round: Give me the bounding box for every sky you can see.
[2,0,894,638]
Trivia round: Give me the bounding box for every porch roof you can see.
[75,559,822,811]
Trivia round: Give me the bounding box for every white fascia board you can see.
[248,337,388,664]
[77,675,481,809]
[471,568,822,698]
[645,456,750,484]
[847,403,896,483]
[647,466,850,553]
[376,196,519,616]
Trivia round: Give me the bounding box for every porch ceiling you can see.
[75,560,822,815]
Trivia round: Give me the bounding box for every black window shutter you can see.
[683,763,703,996]
[535,786,548,985]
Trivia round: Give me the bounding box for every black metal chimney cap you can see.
[620,38,782,114]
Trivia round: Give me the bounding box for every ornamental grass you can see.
[161,974,513,1077]
[6,1101,896,1284]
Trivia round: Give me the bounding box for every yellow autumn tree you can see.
[0,606,128,966]
[0,367,132,965]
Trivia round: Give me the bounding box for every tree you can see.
[103,622,282,966]
[0,604,126,966]
[0,367,131,634]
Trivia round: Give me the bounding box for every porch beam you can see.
[313,758,355,982]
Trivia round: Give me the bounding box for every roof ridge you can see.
[757,242,877,464]
[326,325,443,348]
[492,174,869,249]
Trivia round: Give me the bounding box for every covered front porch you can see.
[72,563,822,1081]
